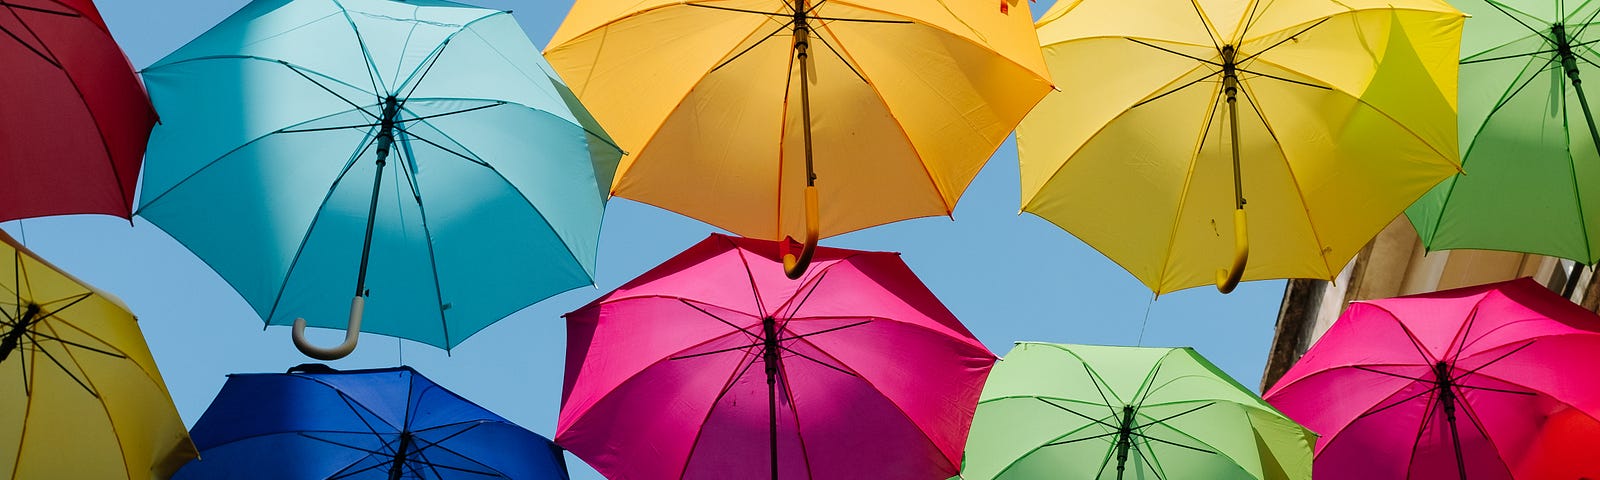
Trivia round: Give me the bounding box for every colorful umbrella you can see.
[0,229,196,478]
[1406,0,1600,292]
[0,0,154,221]
[1019,0,1465,294]
[558,234,995,479]
[1263,278,1600,479]
[137,0,622,359]
[545,0,1052,277]
[960,343,1313,480]
[175,364,568,479]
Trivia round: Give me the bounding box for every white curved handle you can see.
[291,296,364,360]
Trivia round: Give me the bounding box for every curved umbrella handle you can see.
[782,186,820,280]
[291,296,364,360]
[1216,208,1248,294]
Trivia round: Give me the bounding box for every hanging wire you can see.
[1135,291,1156,346]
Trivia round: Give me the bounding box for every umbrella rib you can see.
[393,123,490,167]
[775,343,857,377]
[1234,78,1340,278]
[774,353,820,479]
[1233,0,1266,45]
[329,0,388,96]
[674,348,764,480]
[280,61,383,120]
[1082,363,1124,418]
[1484,0,1558,44]
[1356,384,1439,421]
[1128,438,1168,480]
[809,24,870,84]
[1235,67,1330,90]
[299,432,396,458]
[327,455,394,480]
[1131,354,1171,406]
[1237,17,1329,65]
[707,19,796,75]
[1352,365,1426,382]
[1136,401,1214,427]
[1450,340,1536,382]
[1128,69,1223,110]
[0,1,75,16]
[392,134,454,349]
[1449,388,1521,478]
[1127,38,1222,67]
[685,3,791,19]
[776,270,829,321]
[782,319,870,341]
[1461,48,1559,65]
[680,298,761,340]
[1188,0,1223,51]
[0,13,59,69]
[277,102,508,134]
[398,36,451,102]
[1041,429,1121,447]
[726,238,771,317]
[1128,431,1216,455]
[1452,382,1536,395]
[1147,76,1223,291]
[671,341,761,360]
[1447,305,1485,362]
[30,339,97,397]
[25,330,124,360]
[410,448,506,478]
[1036,397,1118,429]
[261,130,381,323]
[1569,6,1600,39]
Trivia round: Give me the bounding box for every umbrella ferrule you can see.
[374,96,402,162]
[1553,24,1584,81]
[762,316,780,381]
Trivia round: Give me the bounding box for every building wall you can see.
[1258,216,1575,390]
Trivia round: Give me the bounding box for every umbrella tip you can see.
[287,363,338,374]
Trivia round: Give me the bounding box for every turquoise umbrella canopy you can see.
[138,0,620,355]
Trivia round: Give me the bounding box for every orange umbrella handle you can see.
[783,186,820,279]
[1216,208,1248,293]
[291,296,364,360]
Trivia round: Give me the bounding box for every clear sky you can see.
[19,1,1288,478]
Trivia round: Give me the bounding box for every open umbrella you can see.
[1406,0,1600,295]
[1019,0,1465,294]
[1263,278,1600,479]
[960,343,1313,480]
[544,0,1052,277]
[0,229,196,478]
[558,234,995,479]
[175,364,569,479]
[0,0,154,221]
[138,0,622,359]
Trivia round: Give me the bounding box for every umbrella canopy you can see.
[0,230,196,478]
[960,343,1313,480]
[558,234,995,480]
[137,0,622,358]
[0,0,154,221]
[175,364,568,479]
[1263,277,1600,479]
[1019,0,1465,294]
[1407,0,1600,267]
[545,0,1052,276]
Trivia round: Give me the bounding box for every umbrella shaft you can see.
[793,7,816,188]
[1434,362,1467,480]
[355,97,402,297]
[1221,46,1244,210]
[388,431,413,480]
[763,316,780,480]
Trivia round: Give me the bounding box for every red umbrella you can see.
[0,0,152,221]
[1264,278,1600,479]
[558,234,995,480]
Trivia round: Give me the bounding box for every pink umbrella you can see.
[1263,278,1600,479]
[558,234,995,480]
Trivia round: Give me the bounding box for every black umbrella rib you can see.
[808,27,869,84]
[782,319,870,341]
[1356,384,1440,421]
[1129,440,1168,480]
[280,62,382,120]
[1450,340,1536,383]
[1238,17,1330,65]
[1036,397,1118,429]
[671,341,761,360]
[777,270,829,321]
[299,432,395,458]
[1234,0,1265,46]
[399,38,451,102]
[0,2,76,16]
[393,124,490,167]
[410,449,504,478]
[1129,431,1216,454]
[31,344,95,397]
[1569,5,1600,40]
[1137,401,1214,427]
[1128,38,1221,66]
[278,101,507,134]
[686,3,791,18]
[1352,365,1425,381]
[0,20,59,69]
[1452,383,1535,395]
[776,343,856,377]
[25,330,123,359]
[708,20,795,75]
[1129,70,1224,110]
[680,298,761,340]
[1083,364,1122,418]
[1188,0,1222,51]
[1236,68,1329,90]
[1041,429,1121,446]
[1485,0,1556,43]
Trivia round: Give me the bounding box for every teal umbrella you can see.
[1406,0,1600,295]
[138,0,620,359]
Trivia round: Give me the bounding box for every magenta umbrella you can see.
[1263,278,1600,479]
[557,234,994,480]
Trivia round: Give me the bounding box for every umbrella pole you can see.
[783,6,819,280]
[1434,362,1469,480]
[1217,46,1249,294]
[762,316,781,480]
[1114,405,1135,480]
[387,431,413,480]
[290,96,402,360]
[1556,24,1595,300]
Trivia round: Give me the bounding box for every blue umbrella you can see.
[175,364,569,479]
[137,0,621,358]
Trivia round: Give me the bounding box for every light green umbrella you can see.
[958,343,1313,480]
[1407,0,1600,293]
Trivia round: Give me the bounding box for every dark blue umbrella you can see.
[175,365,567,479]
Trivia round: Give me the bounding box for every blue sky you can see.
[18,1,1287,478]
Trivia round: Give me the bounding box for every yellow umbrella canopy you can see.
[0,231,195,478]
[1020,0,1464,294]
[547,0,1052,275]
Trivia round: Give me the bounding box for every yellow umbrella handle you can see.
[1216,208,1248,293]
[291,296,364,360]
[783,186,820,279]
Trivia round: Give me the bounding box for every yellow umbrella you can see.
[547,0,1052,276]
[1020,0,1465,294]
[0,231,196,478]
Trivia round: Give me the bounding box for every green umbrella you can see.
[958,343,1313,480]
[1407,0,1600,292]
